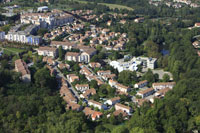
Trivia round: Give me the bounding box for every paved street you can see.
[54,60,80,99]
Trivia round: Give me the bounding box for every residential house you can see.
[80,88,96,99]
[137,88,155,98]
[60,85,77,103]
[58,63,70,70]
[75,84,89,92]
[80,67,93,76]
[89,62,101,68]
[105,97,120,106]
[134,17,144,23]
[134,80,148,88]
[51,40,76,50]
[101,74,116,81]
[43,57,57,66]
[83,107,103,121]
[155,87,170,97]
[15,59,31,82]
[113,110,128,118]
[66,102,82,111]
[67,74,79,83]
[116,83,130,93]
[37,46,58,58]
[65,52,80,62]
[88,100,107,110]
[46,65,57,76]
[194,23,200,27]
[115,103,132,114]
[97,70,111,76]
[192,41,200,48]
[152,82,176,91]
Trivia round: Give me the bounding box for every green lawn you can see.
[75,0,133,10]
[2,47,25,55]
[99,3,133,10]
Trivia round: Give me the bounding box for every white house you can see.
[105,97,120,105]
[152,82,176,91]
[88,100,107,110]
[115,103,132,114]
[37,46,58,58]
[75,84,89,92]
[134,80,148,88]
[137,88,155,98]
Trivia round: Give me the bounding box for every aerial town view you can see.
[0,0,200,132]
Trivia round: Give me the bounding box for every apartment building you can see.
[20,10,74,29]
[5,24,42,45]
[137,88,155,98]
[37,46,58,58]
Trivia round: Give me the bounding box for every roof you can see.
[136,80,148,85]
[138,88,154,95]
[51,40,75,46]
[156,87,170,95]
[115,103,131,110]
[66,102,81,111]
[15,59,30,76]
[113,110,128,117]
[82,88,96,98]
[110,97,120,102]
[152,82,176,86]
[66,52,80,57]
[88,100,102,106]
[75,84,89,88]
[38,46,57,52]
[97,70,111,74]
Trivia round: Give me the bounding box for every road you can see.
[54,60,80,99]
[83,65,104,82]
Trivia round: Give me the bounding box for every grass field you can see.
[2,47,25,55]
[99,3,133,10]
[75,0,133,10]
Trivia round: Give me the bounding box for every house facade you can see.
[37,46,58,58]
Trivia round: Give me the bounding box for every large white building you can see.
[37,46,58,58]
[5,24,42,45]
[20,9,74,29]
[0,31,5,41]
[110,56,157,72]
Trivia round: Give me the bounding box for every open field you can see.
[1,47,25,55]
[99,3,133,10]
[75,0,133,10]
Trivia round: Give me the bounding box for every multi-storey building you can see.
[20,10,74,29]
[37,46,58,58]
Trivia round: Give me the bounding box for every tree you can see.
[58,46,64,60]
[112,125,128,133]
[37,28,48,36]
[163,74,170,82]
[34,68,57,90]
[118,70,138,86]
[90,80,98,89]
